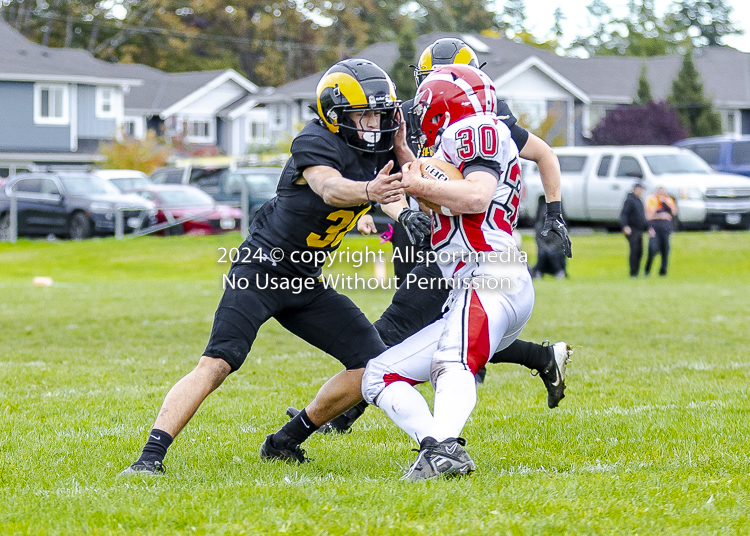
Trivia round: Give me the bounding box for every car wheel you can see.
[0,213,10,241]
[169,223,185,236]
[69,212,93,240]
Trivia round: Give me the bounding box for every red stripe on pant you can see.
[466,289,491,374]
[383,373,424,387]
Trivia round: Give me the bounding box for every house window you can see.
[123,121,137,137]
[34,84,69,125]
[509,100,546,130]
[275,107,283,126]
[96,87,117,118]
[248,121,268,143]
[190,121,210,138]
[721,110,738,134]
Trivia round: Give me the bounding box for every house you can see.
[0,19,142,177]
[113,63,265,157]
[0,19,267,174]
[259,32,750,147]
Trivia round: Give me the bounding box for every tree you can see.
[589,102,687,145]
[635,62,653,105]
[671,0,743,47]
[99,132,170,174]
[496,0,527,37]
[389,23,418,101]
[667,48,722,136]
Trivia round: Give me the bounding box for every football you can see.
[416,157,463,214]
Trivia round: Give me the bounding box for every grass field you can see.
[1,230,749,535]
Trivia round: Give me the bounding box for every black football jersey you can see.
[403,97,529,156]
[243,120,378,277]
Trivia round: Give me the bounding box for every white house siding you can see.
[496,67,574,139]
[179,80,246,116]
[0,82,70,151]
[77,85,119,139]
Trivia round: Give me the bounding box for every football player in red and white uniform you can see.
[361,64,537,481]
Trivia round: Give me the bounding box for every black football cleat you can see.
[401,437,476,482]
[536,341,573,409]
[259,433,309,464]
[118,460,165,476]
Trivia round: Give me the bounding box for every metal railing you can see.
[1,179,254,243]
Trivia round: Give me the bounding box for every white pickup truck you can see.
[519,146,750,229]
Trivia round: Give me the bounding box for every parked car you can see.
[519,146,750,230]
[129,184,242,236]
[149,164,280,218]
[674,135,750,178]
[0,172,156,240]
[93,169,151,192]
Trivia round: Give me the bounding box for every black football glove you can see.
[539,201,572,258]
[397,208,432,245]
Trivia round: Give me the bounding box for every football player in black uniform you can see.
[293,38,575,436]
[119,59,430,474]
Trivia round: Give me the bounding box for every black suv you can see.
[0,172,156,240]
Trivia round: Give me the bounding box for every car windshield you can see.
[644,153,713,175]
[158,188,215,207]
[60,175,121,195]
[228,171,280,195]
[110,177,150,192]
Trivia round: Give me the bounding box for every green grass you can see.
[1,231,749,535]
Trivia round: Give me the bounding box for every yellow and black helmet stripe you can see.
[316,59,398,134]
[415,38,480,85]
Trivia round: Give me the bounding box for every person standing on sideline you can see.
[645,187,678,276]
[620,183,647,277]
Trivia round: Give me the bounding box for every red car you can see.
[131,184,242,235]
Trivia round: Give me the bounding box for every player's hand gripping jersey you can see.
[429,114,523,278]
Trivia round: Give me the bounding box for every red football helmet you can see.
[412,64,497,150]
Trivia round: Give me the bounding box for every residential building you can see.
[259,33,750,146]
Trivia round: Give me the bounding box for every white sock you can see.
[430,368,477,442]
[375,381,433,444]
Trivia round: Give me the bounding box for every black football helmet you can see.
[316,59,401,153]
[414,38,480,86]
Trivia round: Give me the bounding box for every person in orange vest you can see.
[645,187,678,276]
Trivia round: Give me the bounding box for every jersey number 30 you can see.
[456,125,499,160]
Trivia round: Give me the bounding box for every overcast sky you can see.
[514,0,750,53]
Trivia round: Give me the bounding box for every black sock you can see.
[488,339,552,371]
[274,408,319,445]
[137,428,173,464]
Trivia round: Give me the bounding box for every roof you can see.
[117,65,228,113]
[261,31,750,107]
[0,19,141,86]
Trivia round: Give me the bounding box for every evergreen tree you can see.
[667,48,721,136]
[497,0,527,37]
[673,0,742,47]
[388,23,418,102]
[635,62,653,105]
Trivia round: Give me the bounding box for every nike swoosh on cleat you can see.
[445,444,458,455]
[301,419,310,429]
[150,435,161,440]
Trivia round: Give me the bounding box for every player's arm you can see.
[392,108,416,168]
[519,133,561,203]
[303,161,403,207]
[401,161,497,214]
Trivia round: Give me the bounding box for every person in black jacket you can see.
[620,183,647,277]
